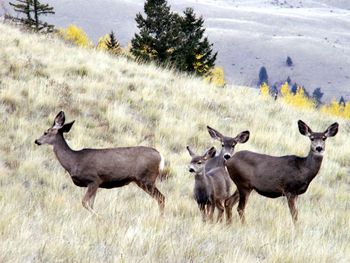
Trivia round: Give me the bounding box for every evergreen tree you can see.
[105,31,121,54]
[291,83,298,94]
[339,96,346,106]
[258,66,268,85]
[9,0,54,31]
[174,8,217,76]
[312,87,324,105]
[286,76,291,84]
[131,0,180,65]
[286,56,293,67]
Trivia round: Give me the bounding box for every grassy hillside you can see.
[0,23,349,262]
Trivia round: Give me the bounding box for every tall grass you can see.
[0,23,349,262]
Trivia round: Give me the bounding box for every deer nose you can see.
[316,146,323,152]
[34,140,41,145]
[223,154,231,160]
[189,168,195,173]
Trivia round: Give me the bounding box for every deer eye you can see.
[197,161,203,164]
[221,143,224,147]
[322,136,326,141]
[310,137,315,141]
[44,132,48,135]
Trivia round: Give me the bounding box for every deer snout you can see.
[189,168,195,173]
[223,153,231,160]
[316,146,323,152]
[34,139,41,145]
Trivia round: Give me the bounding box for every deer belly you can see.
[71,176,92,187]
[254,188,283,198]
[99,178,132,189]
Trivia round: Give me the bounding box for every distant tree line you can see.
[258,58,347,107]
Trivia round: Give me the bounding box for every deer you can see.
[34,111,165,216]
[205,126,250,223]
[225,120,339,224]
[186,146,232,223]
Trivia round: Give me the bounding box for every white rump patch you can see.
[159,153,165,172]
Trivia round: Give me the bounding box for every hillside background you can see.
[1,0,349,100]
[0,22,349,262]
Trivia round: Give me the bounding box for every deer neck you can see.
[304,149,323,182]
[53,134,77,173]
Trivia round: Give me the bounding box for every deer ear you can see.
[207,126,224,141]
[235,131,250,144]
[298,120,312,136]
[325,122,338,137]
[186,146,196,157]
[204,146,216,159]
[59,121,75,133]
[53,111,65,128]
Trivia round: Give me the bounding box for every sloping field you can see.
[4,0,347,100]
[0,23,349,262]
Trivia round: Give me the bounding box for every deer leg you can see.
[199,203,207,222]
[216,200,225,223]
[237,189,251,224]
[225,190,239,224]
[137,182,165,216]
[82,183,100,217]
[208,202,215,222]
[287,194,298,224]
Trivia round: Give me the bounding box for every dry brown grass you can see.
[0,23,349,262]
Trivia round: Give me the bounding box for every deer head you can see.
[298,120,338,156]
[35,111,75,146]
[187,146,216,173]
[207,126,250,160]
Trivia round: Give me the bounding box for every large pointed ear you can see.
[235,131,250,144]
[207,126,224,141]
[203,146,216,160]
[186,146,196,157]
[59,121,75,133]
[298,120,312,136]
[53,111,65,129]
[324,122,339,137]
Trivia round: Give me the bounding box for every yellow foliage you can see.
[193,54,210,75]
[279,82,314,109]
[97,34,109,50]
[260,82,269,97]
[321,99,350,119]
[59,24,92,48]
[204,67,226,87]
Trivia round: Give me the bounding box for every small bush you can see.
[59,24,92,48]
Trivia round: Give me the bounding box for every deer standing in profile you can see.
[35,111,165,216]
[205,126,250,223]
[187,146,232,223]
[225,120,339,224]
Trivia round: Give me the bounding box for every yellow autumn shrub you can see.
[259,82,270,97]
[204,67,225,87]
[59,24,92,48]
[321,100,350,119]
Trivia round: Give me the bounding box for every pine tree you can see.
[131,0,180,65]
[286,56,293,67]
[9,0,54,31]
[312,87,324,105]
[339,96,346,106]
[174,8,217,76]
[258,66,268,85]
[105,31,121,54]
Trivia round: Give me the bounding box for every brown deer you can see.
[225,120,339,224]
[34,111,165,216]
[205,126,250,223]
[187,146,232,223]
